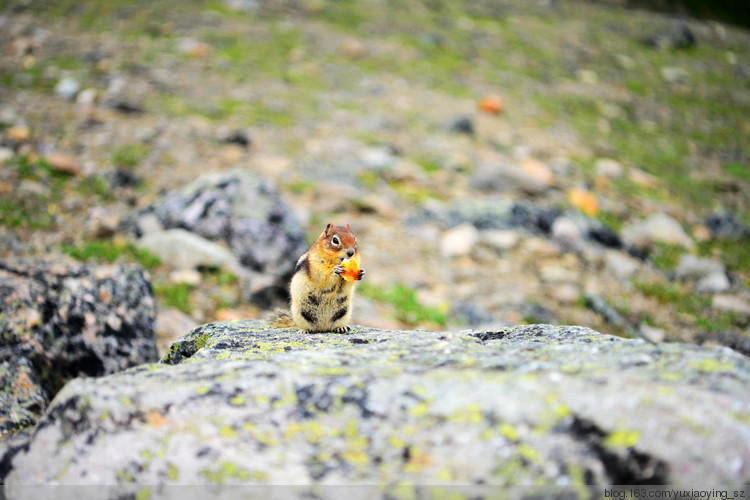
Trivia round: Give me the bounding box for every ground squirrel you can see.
[267,223,365,333]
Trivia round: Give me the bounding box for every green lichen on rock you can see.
[3,321,750,492]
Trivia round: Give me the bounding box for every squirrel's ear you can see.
[345,224,351,231]
[324,223,333,236]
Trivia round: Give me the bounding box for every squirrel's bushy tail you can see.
[265,308,296,328]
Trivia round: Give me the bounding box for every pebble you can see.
[7,125,30,142]
[54,76,80,101]
[621,212,694,250]
[551,216,585,252]
[594,158,624,178]
[175,37,212,57]
[440,223,479,258]
[449,116,475,135]
[0,147,14,164]
[216,126,251,148]
[675,254,725,280]
[712,295,750,318]
[660,66,689,84]
[552,283,581,304]
[604,250,640,281]
[169,269,202,286]
[481,229,520,253]
[43,152,81,176]
[706,212,747,239]
[696,272,730,294]
[576,69,598,85]
[639,324,665,343]
[628,168,659,189]
[136,229,236,270]
[76,88,98,107]
[360,146,397,171]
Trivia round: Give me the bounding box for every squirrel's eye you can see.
[332,236,340,245]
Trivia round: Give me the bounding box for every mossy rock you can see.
[4,321,750,494]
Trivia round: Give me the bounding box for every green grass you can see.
[62,239,162,270]
[110,144,149,169]
[633,279,739,333]
[153,282,194,314]
[359,283,448,327]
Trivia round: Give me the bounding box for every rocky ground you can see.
[1,0,749,358]
[3,321,749,490]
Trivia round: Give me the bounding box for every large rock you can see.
[0,259,158,434]
[121,171,306,306]
[3,321,749,494]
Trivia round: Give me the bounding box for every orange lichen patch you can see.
[145,409,169,428]
[339,258,361,282]
[567,188,599,216]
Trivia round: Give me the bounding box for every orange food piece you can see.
[567,188,599,217]
[339,257,361,282]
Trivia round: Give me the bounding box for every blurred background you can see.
[0,0,748,356]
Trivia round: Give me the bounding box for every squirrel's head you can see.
[320,222,359,261]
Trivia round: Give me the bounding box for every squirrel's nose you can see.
[346,248,355,258]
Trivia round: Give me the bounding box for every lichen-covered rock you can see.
[3,321,750,495]
[120,170,307,307]
[0,259,158,434]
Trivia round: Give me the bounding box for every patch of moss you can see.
[110,143,150,169]
[153,282,194,314]
[62,239,162,270]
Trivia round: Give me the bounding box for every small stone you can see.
[19,180,50,197]
[604,250,640,281]
[576,69,598,85]
[594,158,624,178]
[169,269,202,286]
[551,217,585,252]
[621,213,694,250]
[440,223,479,258]
[675,254,725,280]
[481,230,520,252]
[552,283,580,304]
[7,125,30,142]
[696,272,730,294]
[692,225,712,242]
[639,324,665,343]
[76,88,98,107]
[216,126,251,148]
[615,54,635,70]
[628,168,660,189]
[539,261,578,283]
[706,212,747,239]
[360,146,396,171]
[712,295,750,317]
[0,147,14,164]
[54,77,80,101]
[136,229,236,270]
[175,37,212,57]
[43,152,81,176]
[341,38,365,58]
[449,116,474,135]
[520,158,554,187]
[660,67,689,84]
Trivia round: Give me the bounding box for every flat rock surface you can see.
[4,321,749,494]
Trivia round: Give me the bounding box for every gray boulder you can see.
[121,171,306,306]
[3,321,749,493]
[0,259,158,434]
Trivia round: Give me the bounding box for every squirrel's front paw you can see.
[334,264,344,276]
[356,268,366,281]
